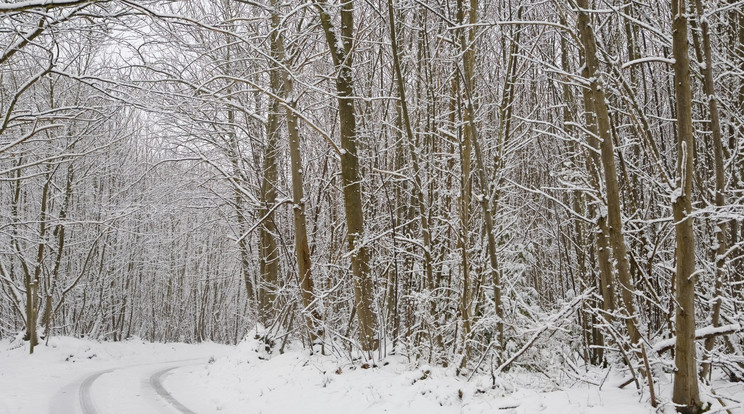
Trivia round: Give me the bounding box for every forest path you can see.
[49,359,206,414]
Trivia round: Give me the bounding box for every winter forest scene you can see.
[0,0,743,413]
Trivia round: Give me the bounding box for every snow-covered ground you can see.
[1,334,742,414]
[0,336,229,414]
[164,334,657,414]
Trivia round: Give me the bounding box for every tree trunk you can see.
[691,0,727,381]
[315,0,378,351]
[269,1,321,342]
[559,25,606,363]
[575,0,641,349]
[386,0,434,294]
[258,52,282,326]
[670,0,701,410]
[579,73,617,316]
[456,0,504,359]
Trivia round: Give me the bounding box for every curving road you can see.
[49,359,205,414]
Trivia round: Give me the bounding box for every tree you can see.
[313,0,378,352]
[691,0,728,381]
[268,0,322,342]
[670,0,701,409]
[573,0,642,351]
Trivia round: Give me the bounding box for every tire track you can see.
[79,369,115,414]
[60,359,204,414]
[149,366,199,414]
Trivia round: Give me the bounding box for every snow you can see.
[1,334,742,414]
[163,334,656,414]
[670,187,683,204]
[0,0,89,12]
[0,336,229,414]
[652,323,741,353]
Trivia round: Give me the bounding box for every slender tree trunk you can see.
[494,6,521,174]
[269,1,321,342]
[221,5,258,316]
[42,163,74,338]
[9,159,33,347]
[736,1,744,286]
[559,26,606,363]
[670,0,701,410]
[456,0,504,359]
[27,170,52,353]
[575,0,641,348]
[454,0,474,364]
[387,0,445,359]
[386,0,434,294]
[258,55,282,327]
[691,0,727,381]
[315,0,378,351]
[579,81,617,316]
[228,131,256,311]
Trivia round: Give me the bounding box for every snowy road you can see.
[49,359,205,414]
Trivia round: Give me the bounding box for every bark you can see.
[691,0,727,381]
[269,0,321,342]
[670,0,701,410]
[456,0,504,358]
[315,0,378,351]
[228,129,256,308]
[455,0,474,364]
[9,159,32,345]
[387,0,444,358]
[723,0,744,302]
[575,0,641,348]
[258,52,282,326]
[41,163,74,337]
[578,33,617,322]
[221,2,257,316]
[386,0,434,293]
[27,170,51,353]
[494,6,522,175]
[559,24,605,363]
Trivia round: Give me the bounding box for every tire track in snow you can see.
[149,366,199,414]
[54,359,204,414]
[79,369,115,414]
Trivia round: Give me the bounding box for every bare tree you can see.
[313,0,378,352]
[670,0,701,409]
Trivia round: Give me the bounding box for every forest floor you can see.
[0,334,741,414]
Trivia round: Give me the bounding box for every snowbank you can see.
[163,335,657,414]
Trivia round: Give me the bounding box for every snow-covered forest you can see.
[0,0,743,413]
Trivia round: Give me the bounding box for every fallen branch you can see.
[652,324,741,354]
[709,388,734,414]
[493,288,594,376]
